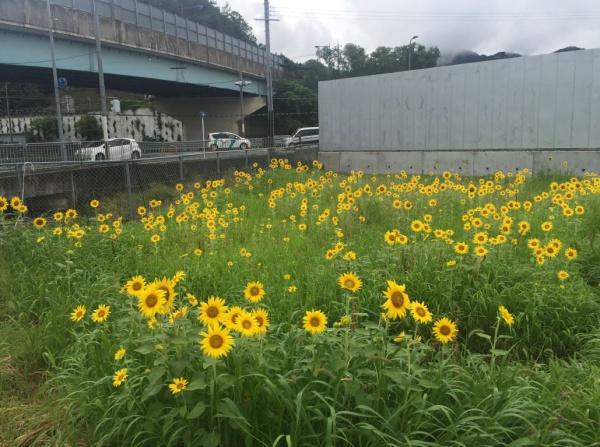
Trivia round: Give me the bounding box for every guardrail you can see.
[0,137,308,164]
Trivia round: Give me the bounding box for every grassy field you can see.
[1,159,600,446]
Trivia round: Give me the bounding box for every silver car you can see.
[285,127,319,147]
[75,138,142,161]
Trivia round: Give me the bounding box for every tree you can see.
[75,115,102,141]
[27,116,57,142]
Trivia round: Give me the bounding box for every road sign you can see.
[199,112,207,118]
[57,77,68,89]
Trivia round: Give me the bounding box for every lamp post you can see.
[234,75,252,137]
[46,0,66,158]
[408,35,419,71]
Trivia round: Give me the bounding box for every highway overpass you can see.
[0,0,282,138]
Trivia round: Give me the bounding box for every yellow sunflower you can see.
[114,347,126,360]
[564,247,577,261]
[410,301,433,324]
[474,246,488,257]
[91,304,110,323]
[251,308,270,335]
[0,196,7,212]
[382,280,411,319]
[200,324,235,358]
[243,281,265,303]
[168,377,188,395]
[303,309,327,334]
[137,286,166,318]
[224,306,244,329]
[112,368,128,387]
[338,272,362,293]
[33,217,47,229]
[557,270,569,281]
[236,311,258,337]
[70,305,86,322]
[153,278,177,313]
[454,242,469,255]
[198,296,228,326]
[125,275,146,297]
[498,305,514,326]
[89,199,100,209]
[433,317,458,343]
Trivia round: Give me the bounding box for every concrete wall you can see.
[319,49,600,152]
[318,150,600,176]
[0,108,184,142]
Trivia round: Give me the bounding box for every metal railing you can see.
[0,137,318,164]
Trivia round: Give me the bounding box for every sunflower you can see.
[114,347,126,360]
[137,286,166,318]
[224,306,244,329]
[541,221,552,232]
[454,242,469,255]
[150,234,161,243]
[410,220,424,232]
[433,317,458,343]
[153,278,177,313]
[472,232,488,245]
[91,304,110,323]
[474,246,488,257]
[338,272,362,292]
[112,368,128,387]
[168,377,188,395]
[557,270,569,281]
[410,301,432,324]
[70,305,86,322]
[382,280,411,319]
[137,206,147,216]
[303,309,327,334]
[251,308,270,335]
[172,270,186,283]
[0,196,7,212]
[565,247,577,261]
[10,196,21,209]
[65,208,78,220]
[89,199,100,209]
[30,216,46,230]
[125,275,146,297]
[243,281,265,303]
[393,331,406,344]
[200,324,235,358]
[236,311,258,336]
[52,211,64,221]
[199,296,228,326]
[498,305,514,326]
[527,239,540,249]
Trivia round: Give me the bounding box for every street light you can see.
[234,76,252,137]
[408,35,419,71]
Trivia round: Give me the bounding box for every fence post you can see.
[14,164,21,197]
[178,154,184,181]
[244,149,249,168]
[216,152,221,177]
[69,169,77,208]
[124,160,135,220]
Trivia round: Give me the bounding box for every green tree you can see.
[75,115,102,141]
[27,116,58,142]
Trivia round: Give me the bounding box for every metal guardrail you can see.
[0,137,308,164]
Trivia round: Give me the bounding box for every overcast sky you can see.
[217,0,600,61]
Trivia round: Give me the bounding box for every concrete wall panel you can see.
[319,49,600,152]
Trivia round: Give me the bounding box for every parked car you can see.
[284,127,319,147]
[208,132,251,150]
[76,138,141,161]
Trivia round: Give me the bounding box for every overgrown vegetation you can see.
[1,164,600,445]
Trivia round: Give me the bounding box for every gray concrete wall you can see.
[319,49,600,152]
[318,150,600,176]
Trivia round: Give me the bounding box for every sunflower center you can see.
[133,282,142,291]
[390,291,404,308]
[344,279,355,288]
[310,317,321,327]
[209,334,224,348]
[97,310,106,318]
[206,306,219,318]
[158,286,171,301]
[76,310,83,317]
[242,319,252,329]
[416,307,426,317]
[250,286,260,296]
[439,325,451,336]
[146,294,158,308]
[255,316,264,327]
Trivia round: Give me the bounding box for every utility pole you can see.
[46,0,66,158]
[235,73,252,137]
[262,0,275,147]
[92,0,109,155]
[4,83,13,143]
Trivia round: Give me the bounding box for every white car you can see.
[285,127,319,147]
[76,138,141,161]
[208,132,251,150]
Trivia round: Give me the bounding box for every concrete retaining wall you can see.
[319,150,600,175]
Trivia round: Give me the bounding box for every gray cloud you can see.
[219,0,600,60]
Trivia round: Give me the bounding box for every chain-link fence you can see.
[0,145,320,218]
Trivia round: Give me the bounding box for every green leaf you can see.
[187,401,207,419]
[491,349,509,356]
[147,366,166,386]
[200,432,220,447]
[141,383,162,401]
[135,344,155,355]
[187,375,207,391]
